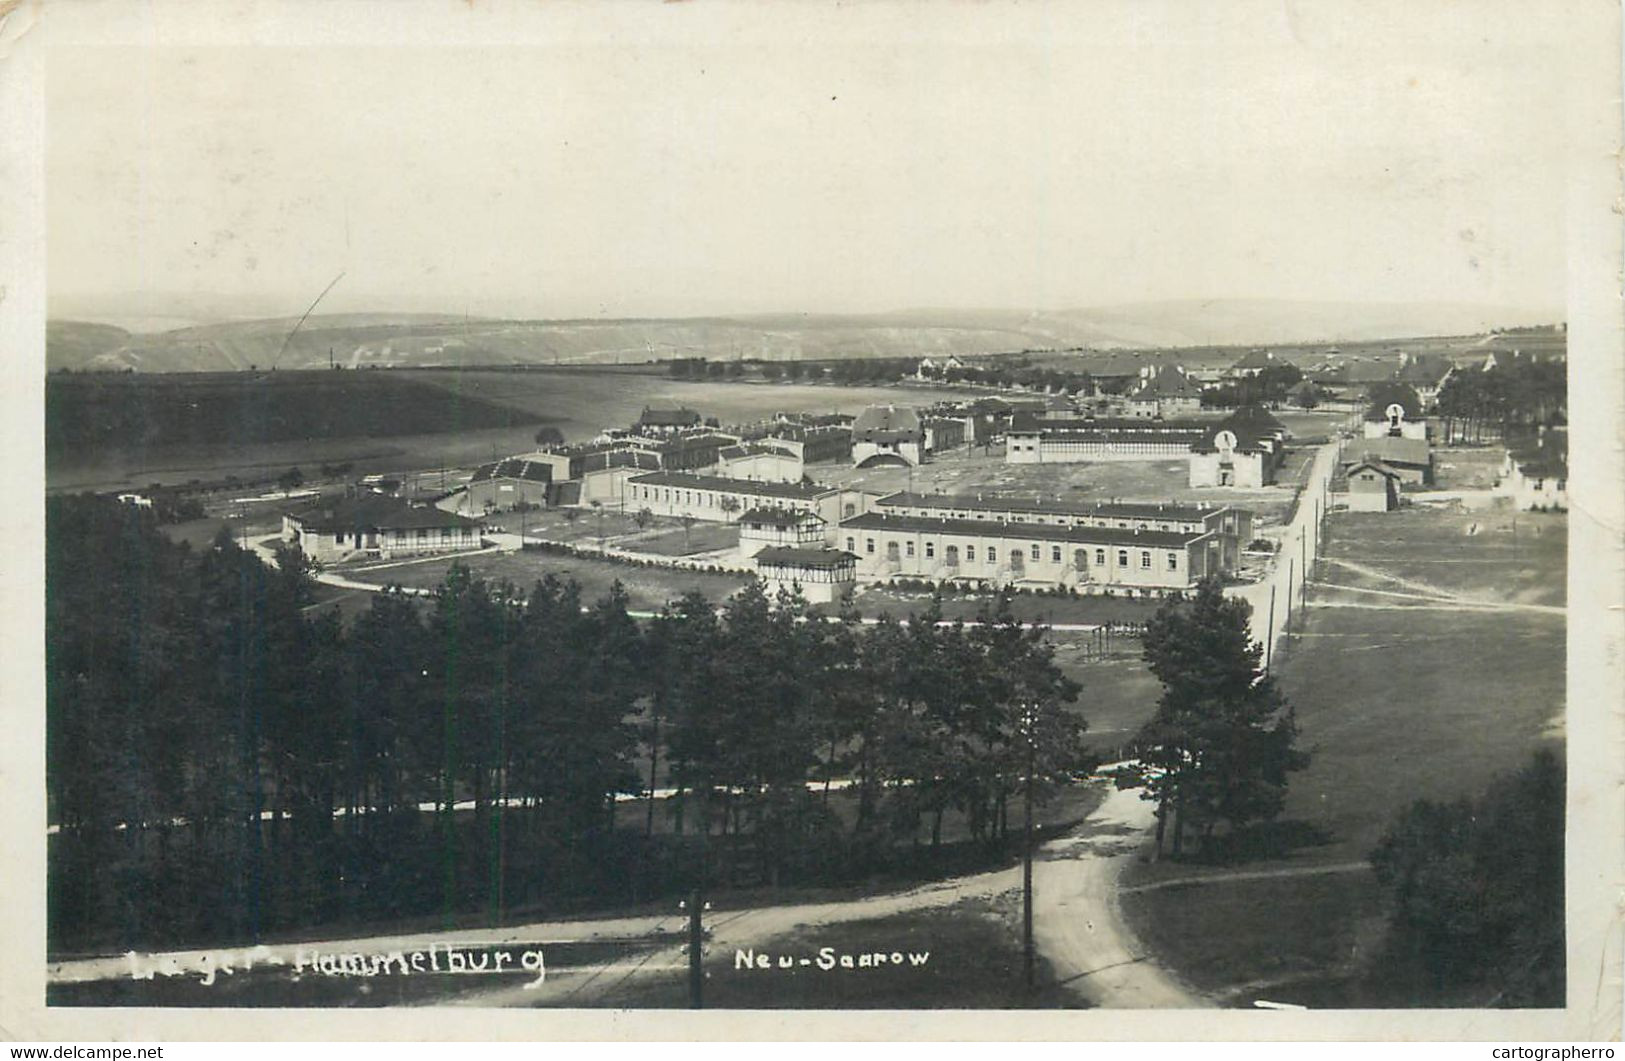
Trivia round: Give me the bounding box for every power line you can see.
[269,271,346,370]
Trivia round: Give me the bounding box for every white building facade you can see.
[837,512,1219,595]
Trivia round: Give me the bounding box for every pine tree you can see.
[1135,577,1308,858]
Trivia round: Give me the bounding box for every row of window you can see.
[846,536,1179,571]
[891,508,1199,532]
[635,484,813,512]
[331,526,475,545]
[1017,442,1192,451]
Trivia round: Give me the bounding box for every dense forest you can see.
[47,494,1089,952]
[45,372,538,458]
[1435,359,1567,443]
[1370,751,1565,1007]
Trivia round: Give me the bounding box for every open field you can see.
[411,369,971,439]
[46,371,535,460]
[1425,445,1507,491]
[822,448,1301,525]
[48,419,547,495]
[45,368,967,494]
[1272,407,1355,435]
[1119,506,1566,1006]
[1319,505,1566,608]
[1049,644,1163,758]
[1121,870,1385,1006]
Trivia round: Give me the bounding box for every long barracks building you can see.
[1005,414,1210,464]
[836,512,1224,595]
[870,491,1252,542]
[627,471,875,529]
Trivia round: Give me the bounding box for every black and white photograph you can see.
[5,0,1621,1041]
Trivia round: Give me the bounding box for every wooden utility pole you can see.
[1022,710,1036,992]
[688,798,709,1009]
[1265,583,1277,674]
[1284,557,1294,635]
[687,888,704,1009]
[1300,534,1309,622]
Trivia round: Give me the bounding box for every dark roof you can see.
[852,404,923,440]
[1130,368,1202,399]
[287,493,483,532]
[839,512,1211,550]
[1364,382,1425,421]
[633,432,733,457]
[720,441,798,461]
[1507,431,1567,478]
[552,439,637,460]
[1314,359,1403,386]
[1010,411,1209,433]
[1347,460,1401,479]
[873,491,1228,524]
[1396,354,1453,385]
[1231,350,1277,370]
[754,546,858,569]
[581,450,661,474]
[741,507,824,526]
[1016,428,1208,446]
[776,411,853,427]
[629,471,836,500]
[1083,350,1187,378]
[771,423,852,443]
[637,405,702,427]
[472,458,553,484]
[1191,405,1287,454]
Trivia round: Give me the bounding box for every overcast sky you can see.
[45,2,1573,322]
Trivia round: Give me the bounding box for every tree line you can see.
[1435,359,1566,444]
[1369,749,1564,1007]
[1200,364,1306,409]
[47,493,1090,951]
[917,360,1098,394]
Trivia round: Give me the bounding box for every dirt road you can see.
[50,780,1199,1009]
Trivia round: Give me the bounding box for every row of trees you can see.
[758,360,824,382]
[47,494,1090,950]
[1370,750,1564,1006]
[668,357,923,383]
[1435,359,1566,443]
[919,359,1099,395]
[1200,364,1306,409]
[668,358,749,380]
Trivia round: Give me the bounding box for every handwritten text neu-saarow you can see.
[734,948,930,971]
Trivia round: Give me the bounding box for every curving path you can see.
[49,781,1199,1009]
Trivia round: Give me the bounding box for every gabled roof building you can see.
[852,404,925,468]
[1188,406,1289,488]
[283,493,484,562]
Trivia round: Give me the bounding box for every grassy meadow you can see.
[1119,504,1566,1007]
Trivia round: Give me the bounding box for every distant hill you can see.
[46,300,1559,374]
[46,371,538,459]
[46,321,132,370]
